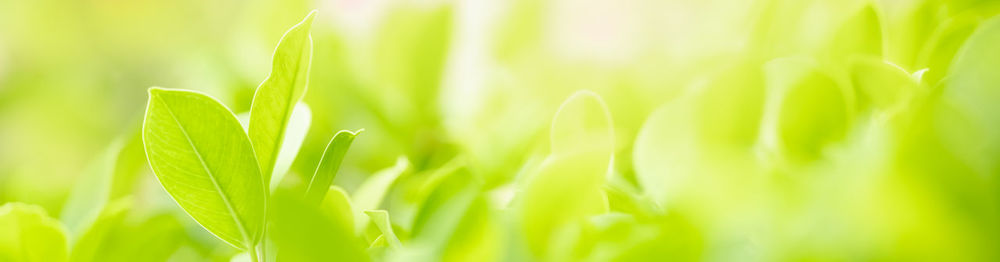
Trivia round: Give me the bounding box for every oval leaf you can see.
[142,88,266,250]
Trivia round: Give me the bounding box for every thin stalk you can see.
[249,244,261,262]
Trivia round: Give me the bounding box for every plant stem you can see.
[259,235,268,262]
[249,244,261,262]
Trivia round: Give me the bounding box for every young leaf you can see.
[304,129,362,204]
[142,87,266,250]
[249,10,317,186]
[0,203,69,262]
[352,157,409,233]
[364,210,402,249]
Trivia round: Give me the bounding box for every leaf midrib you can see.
[156,95,253,248]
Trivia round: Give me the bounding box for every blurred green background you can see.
[2,0,1000,260]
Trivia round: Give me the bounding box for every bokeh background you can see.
[2,0,1000,261]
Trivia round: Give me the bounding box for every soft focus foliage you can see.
[2,0,1000,261]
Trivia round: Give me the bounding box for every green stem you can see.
[249,244,261,262]
[259,232,268,262]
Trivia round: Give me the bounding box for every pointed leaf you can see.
[0,203,68,262]
[304,129,362,204]
[249,10,317,186]
[142,87,266,250]
[364,210,402,249]
[352,157,409,233]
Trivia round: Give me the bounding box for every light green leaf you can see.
[762,58,851,163]
[849,58,918,114]
[249,10,317,187]
[60,140,123,240]
[352,157,409,233]
[915,13,980,86]
[549,90,614,157]
[322,186,356,233]
[827,4,882,60]
[364,210,402,249]
[0,203,69,262]
[520,91,613,258]
[142,87,266,250]
[633,62,766,205]
[270,190,369,262]
[270,103,312,191]
[304,129,362,204]
[939,14,1000,174]
[69,197,131,262]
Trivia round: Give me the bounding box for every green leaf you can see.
[270,103,312,191]
[304,129,362,204]
[520,91,613,258]
[633,62,767,204]
[549,90,614,157]
[827,4,883,60]
[762,58,851,163]
[939,14,1000,174]
[364,210,402,249]
[60,140,123,239]
[0,203,69,262]
[69,197,131,262]
[270,189,369,262]
[915,13,981,86]
[249,10,317,187]
[352,157,409,233]
[322,186,356,233]
[849,58,918,114]
[142,87,266,250]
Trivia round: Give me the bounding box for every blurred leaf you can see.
[270,190,368,262]
[60,140,124,239]
[101,214,184,262]
[763,58,851,163]
[916,13,980,86]
[827,4,883,60]
[633,62,766,204]
[69,197,131,262]
[322,186,356,234]
[142,88,266,250]
[849,58,918,114]
[520,91,613,259]
[364,210,402,249]
[270,103,312,191]
[249,10,316,187]
[0,203,68,262]
[304,129,361,204]
[940,14,1000,174]
[353,157,409,233]
[408,167,499,262]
